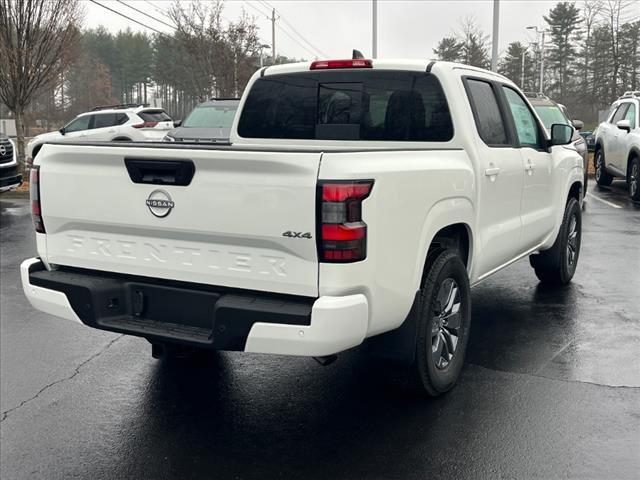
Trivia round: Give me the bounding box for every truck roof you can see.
[261,59,512,83]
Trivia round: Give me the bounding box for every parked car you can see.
[579,130,596,151]
[0,134,22,193]
[26,104,174,163]
[525,93,588,196]
[594,91,640,201]
[21,60,584,396]
[163,98,240,143]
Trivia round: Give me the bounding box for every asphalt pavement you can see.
[1,180,639,480]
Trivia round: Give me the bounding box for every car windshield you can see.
[533,105,570,130]
[183,105,238,128]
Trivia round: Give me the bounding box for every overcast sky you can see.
[82,0,563,60]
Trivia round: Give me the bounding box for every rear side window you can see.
[238,70,453,142]
[139,110,172,122]
[465,79,508,146]
[183,105,238,128]
[93,113,118,129]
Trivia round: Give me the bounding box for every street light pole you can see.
[521,48,526,89]
[491,0,500,72]
[372,0,377,58]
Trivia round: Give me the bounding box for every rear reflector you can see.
[310,59,373,70]
[30,166,45,233]
[318,180,373,263]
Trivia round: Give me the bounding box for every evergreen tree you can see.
[433,37,463,62]
[499,42,536,91]
[544,2,582,103]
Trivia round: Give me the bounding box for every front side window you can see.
[465,79,508,146]
[623,103,636,127]
[65,115,91,133]
[503,87,541,148]
[238,70,453,142]
[611,103,629,124]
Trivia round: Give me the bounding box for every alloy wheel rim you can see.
[431,278,462,370]
[595,153,602,181]
[631,163,638,197]
[566,214,579,267]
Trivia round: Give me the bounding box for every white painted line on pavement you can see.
[586,192,623,209]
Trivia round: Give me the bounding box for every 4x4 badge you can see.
[146,189,174,218]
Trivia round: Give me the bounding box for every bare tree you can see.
[0,0,83,165]
[601,0,637,99]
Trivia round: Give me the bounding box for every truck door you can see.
[464,78,524,279]
[500,86,555,249]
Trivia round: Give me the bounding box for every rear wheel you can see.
[628,156,640,201]
[530,197,581,285]
[410,249,471,396]
[595,149,613,186]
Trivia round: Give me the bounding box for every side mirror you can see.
[173,120,182,128]
[616,119,631,132]
[571,119,584,131]
[550,123,573,146]
[59,127,66,135]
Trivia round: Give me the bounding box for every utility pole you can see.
[539,30,545,94]
[271,8,276,62]
[372,0,377,58]
[521,49,526,88]
[491,0,500,72]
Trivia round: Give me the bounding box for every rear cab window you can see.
[237,70,453,142]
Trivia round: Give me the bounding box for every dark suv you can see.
[0,133,22,193]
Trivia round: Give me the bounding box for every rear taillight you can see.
[132,121,158,129]
[318,180,373,262]
[310,59,372,70]
[30,166,45,233]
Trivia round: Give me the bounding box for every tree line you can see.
[435,0,639,126]
[1,0,639,165]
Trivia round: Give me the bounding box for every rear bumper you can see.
[21,258,368,356]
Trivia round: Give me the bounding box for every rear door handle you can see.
[484,167,500,176]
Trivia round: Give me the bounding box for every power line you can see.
[256,1,328,58]
[115,0,176,30]
[243,0,271,19]
[142,0,175,23]
[88,0,168,36]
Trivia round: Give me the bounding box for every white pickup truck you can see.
[21,59,584,395]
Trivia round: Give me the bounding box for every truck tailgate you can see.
[38,144,321,297]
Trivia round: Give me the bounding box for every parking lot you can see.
[1,180,639,480]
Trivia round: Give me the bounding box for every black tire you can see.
[595,149,613,186]
[529,197,581,285]
[410,249,471,396]
[628,156,640,201]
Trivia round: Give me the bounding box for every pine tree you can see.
[433,37,464,62]
[499,42,536,90]
[544,2,582,103]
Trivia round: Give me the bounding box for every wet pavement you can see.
[1,180,639,480]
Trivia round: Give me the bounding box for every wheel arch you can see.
[413,197,474,293]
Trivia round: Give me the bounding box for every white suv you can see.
[594,92,640,201]
[26,104,174,163]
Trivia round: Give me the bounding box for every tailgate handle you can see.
[125,158,195,186]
